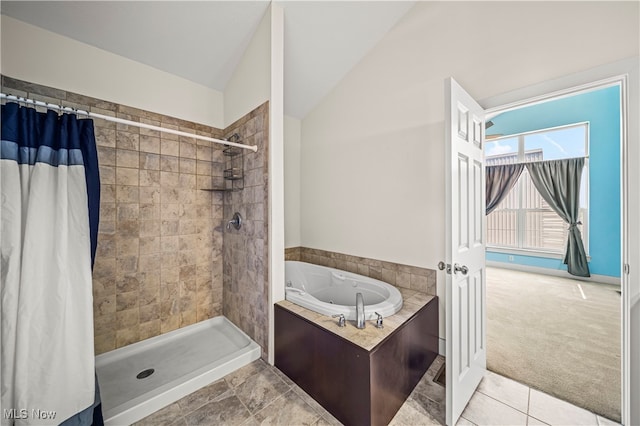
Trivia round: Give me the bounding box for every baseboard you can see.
[486,261,621,287]
[439,338,446,357]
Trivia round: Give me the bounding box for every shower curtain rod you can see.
[0,93,258,152]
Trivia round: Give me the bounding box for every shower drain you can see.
[136,368,155,379]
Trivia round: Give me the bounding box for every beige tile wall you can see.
[222,103,270,358]
[1,76,227,354]
[286,247,437,295]
[284,247,301,261]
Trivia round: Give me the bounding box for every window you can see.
[485,123,589,256]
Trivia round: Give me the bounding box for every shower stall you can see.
[1,76,271,425]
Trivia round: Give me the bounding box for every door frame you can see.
[477,56,638,425]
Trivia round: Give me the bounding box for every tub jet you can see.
[136,369,155,379]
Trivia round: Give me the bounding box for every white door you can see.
[444,78,487,425]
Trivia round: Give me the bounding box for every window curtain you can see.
[1,102,101,425]
[526,158,590,277]
[486,163,525,215]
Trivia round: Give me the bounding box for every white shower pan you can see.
[95,316,261,425]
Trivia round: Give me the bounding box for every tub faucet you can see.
[332,314,346,327]
[374,312,384,329]
[356,293,365,329]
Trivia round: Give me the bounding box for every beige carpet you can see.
[486,267,621,422]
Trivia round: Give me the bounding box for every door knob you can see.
[438,261,452,274]
[454,264,469,275]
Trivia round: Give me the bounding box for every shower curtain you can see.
[1,102,100,425]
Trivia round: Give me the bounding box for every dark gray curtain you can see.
[486,164,525,214]
[526,158,590,277]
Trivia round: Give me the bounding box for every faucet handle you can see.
[332,314,346,327]
[374,312,384,329]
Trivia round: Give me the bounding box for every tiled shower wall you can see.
[223,103,270,358]
[1,76,228,354]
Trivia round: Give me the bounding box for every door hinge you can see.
[624,263,630,275]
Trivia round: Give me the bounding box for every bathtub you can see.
[285,261,403,321]
[95,316,260,425]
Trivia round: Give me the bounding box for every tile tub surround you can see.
[1,76,226,354]
[222,102,270,358]
[277,288,434,351]
[287,247,437,295]
[284,246,301,261]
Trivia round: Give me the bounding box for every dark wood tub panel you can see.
[274,308,371,425]
[369,300,439,425]
[275,297,438,426]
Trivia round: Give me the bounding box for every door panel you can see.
[473,160,483,245]
[458,154,469,250]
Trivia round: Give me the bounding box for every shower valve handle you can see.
[227,212,242,230]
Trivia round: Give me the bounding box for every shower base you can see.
[95,316,261,425]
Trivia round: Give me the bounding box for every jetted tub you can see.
[285,261,403,321]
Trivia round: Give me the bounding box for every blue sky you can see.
[485,124,587,160]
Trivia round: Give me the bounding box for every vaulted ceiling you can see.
[1,1,415,118]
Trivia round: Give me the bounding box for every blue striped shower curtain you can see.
[1,102,100,425]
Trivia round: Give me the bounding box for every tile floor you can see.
[134,358,344,426]
[135,356,620,426]
[457,370,620,426]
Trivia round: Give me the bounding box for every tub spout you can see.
[356,292,365,329]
